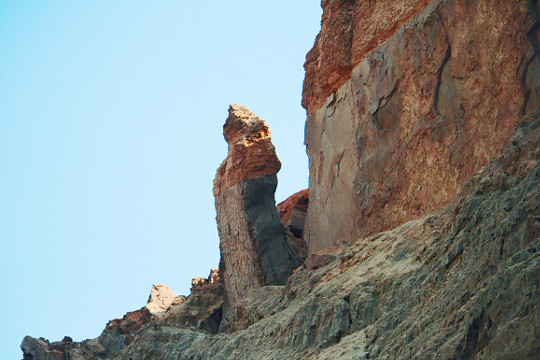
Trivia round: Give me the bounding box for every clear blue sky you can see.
[0,1,322,358]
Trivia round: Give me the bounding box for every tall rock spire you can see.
[214,105,303,307]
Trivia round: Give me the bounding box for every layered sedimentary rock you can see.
[304,0,540,252]
[214,105,304,306]
[302,0,434,117]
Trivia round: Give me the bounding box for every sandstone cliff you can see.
[21,0,540,359]
[304,0,540,252]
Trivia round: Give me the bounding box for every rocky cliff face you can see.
[22,114,540,359]
[21,0,539,359]
[304,0,540,252]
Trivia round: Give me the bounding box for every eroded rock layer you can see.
[304,0,540,253]
[214,105,304,307]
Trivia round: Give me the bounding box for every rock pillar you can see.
[214,105,303,306]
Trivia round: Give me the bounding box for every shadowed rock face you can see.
[304,0,540,253]
[214,105,304,307]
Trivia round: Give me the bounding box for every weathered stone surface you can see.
[278,189,309,238]
[304,0,539,253]
[27,115,538,359]
[214,107,304,307]
[123,113,539,358]
[213,104,282,197]
[20,1,540,358]
[191,269,221,290]
[278,189,309,260]
[146,284,178,314]
[162,279,225,334]
[103,306,152,334]
[302,0,434,117]
[216,175,304,307]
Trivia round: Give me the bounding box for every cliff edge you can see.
[21,0,539,359]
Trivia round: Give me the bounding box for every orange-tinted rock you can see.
[104,307,151,333]
[302,0,434,117]
[304,0,539,253]
[213,104,281,197]
[191,269,221,290]
[277,189,309,228]
[214,106,303,307]
[278,190,310,260]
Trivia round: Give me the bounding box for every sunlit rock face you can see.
[303,0,539,253]
[22,114,540,359]
[20,0,540,358]
[214,105,304,307]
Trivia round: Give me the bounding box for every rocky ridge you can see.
[22,114,540,359]
[21,0,540,358]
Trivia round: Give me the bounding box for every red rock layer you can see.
[213,104,281,197]
[302,0,435,117]
[277,189,309,226]
[104,307,151,333]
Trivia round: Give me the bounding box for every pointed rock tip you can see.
[145,284,178,314]
[224,104,267,144]
[228,104,256,119]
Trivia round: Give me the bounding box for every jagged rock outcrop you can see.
[278,189,309,260]
[24,114,539,359]
[21,285,184,360]
[145,284,179,314]
[162,270,225,334]
[304,0,540,253]
[278,189,309,239]
[21,0,540,358]
[214,105,304,307]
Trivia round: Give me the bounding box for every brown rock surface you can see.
[191,269,221,289]
[278,190,310,260]
[20,1,540,358]
[302,0,434,117]
[277,189,309,231]
[213,104,281,197]
[214,106,304,307]
[24,115,539,359]
[304,0,539,253]
[103,284,179,334]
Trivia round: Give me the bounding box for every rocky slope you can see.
[22,0,539,358]
[22,114,539,359]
